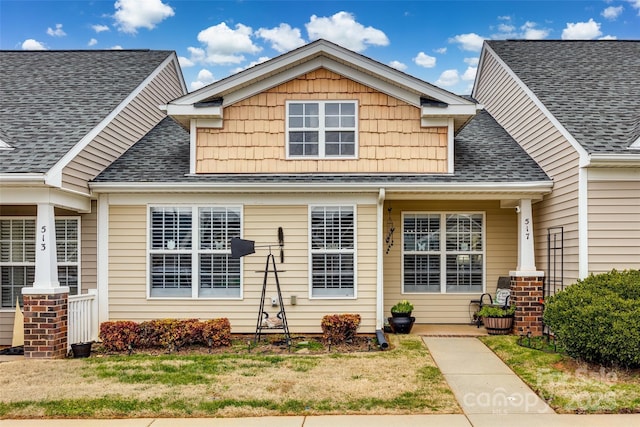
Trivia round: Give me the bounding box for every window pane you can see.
[151,208,191,250]
[446,254,483,293]
[304,103,318,115]
[199,254,240,297]
[325,103,340,115]
[58,265,78,296]
[56,219,78,262]
[341,116,355,127]
[1,266,34,308]
[403,254,440,293]
[150,254,192,297]
[289,103,303,115]
[340,103,355,115]
[305,117,319,128]
[403,214,440,252]
[325,116,339,127]
[289,117,303,128]
[310,206,355,297]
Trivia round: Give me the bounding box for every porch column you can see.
[22,203,70,358]
[510,199,544,337]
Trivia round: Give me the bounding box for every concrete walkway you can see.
[1,336,638,426]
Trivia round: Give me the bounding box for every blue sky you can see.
[1,1,639,94]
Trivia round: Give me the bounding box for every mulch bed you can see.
[89,333,382,357]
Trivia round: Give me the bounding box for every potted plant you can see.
[477,305,515,335]
[388,300,415,333]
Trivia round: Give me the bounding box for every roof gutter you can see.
[587,153,640,167]
[0,173,47,185]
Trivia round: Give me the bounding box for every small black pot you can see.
[71,342,93,358]
[388,316,416,334]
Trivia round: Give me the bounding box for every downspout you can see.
[376,188,386,331]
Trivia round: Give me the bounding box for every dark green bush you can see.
[320,313,361,344]
[543,269,640,368]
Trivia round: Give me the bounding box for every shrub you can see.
[201,318,231,347]
[320,313,361,344]
[99,321,140,351]
[478,305,515,318]
[543,269,640,368]
[99,318,230,351]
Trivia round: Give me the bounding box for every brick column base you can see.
[23,292,68,358]
[510,276,544,337]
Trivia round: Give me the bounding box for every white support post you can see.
[510,199,544,277]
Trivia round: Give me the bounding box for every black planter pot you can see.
[391,311,412,318]
[388,316,416,334]
[71,342,93,358]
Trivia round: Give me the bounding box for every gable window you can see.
[403,213,484,294]
[149,206,241,298]
[1,217,79,308]
[287,101,357,158]
[310,206,356,298]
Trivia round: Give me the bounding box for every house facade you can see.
[0,50,187,348]
[473,40,640,294]
[91,40,551,335]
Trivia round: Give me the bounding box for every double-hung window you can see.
[403,213,484,294]
[1,217,79,308]
[287,101,357,158]
[149,207,241,298]
[310,206,356,298]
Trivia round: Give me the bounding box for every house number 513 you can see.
[40,225,47,251]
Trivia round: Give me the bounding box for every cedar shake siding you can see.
[196,69,449,174]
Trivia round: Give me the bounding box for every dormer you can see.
[165,39,479,175]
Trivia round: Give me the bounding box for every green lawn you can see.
[0,334,460,419]
[481,335,640,414]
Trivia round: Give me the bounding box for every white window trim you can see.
[146,205,244,300]
[401,211,486,295]
[0,216,81,310]
[286,100,359,159]
[308,204,358,300]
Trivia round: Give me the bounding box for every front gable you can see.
[196,68,449,174]
[166,40,477,176]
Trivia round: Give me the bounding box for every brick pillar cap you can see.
[22,286,70,296]
[509,270,545,277]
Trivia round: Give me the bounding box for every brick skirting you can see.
[510,276,544,337]
[23,293,68,359]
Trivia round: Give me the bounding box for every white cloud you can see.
[602,5,624,20]
[435,47,447,54]
[110,45,123,50]
[464,57,479,66]
[231,56,271,74]
[22,39,46,50]
[497,15,512,21]
[436,69,460,87]
[256,23,305,53]
[46,24,66,37]
[178,56,194,68]
[190,69,216,91]
[631,0,640,15]
[187,47,206,63]
[114,0,174,34]
[305,11,389,52]
[498,23,515,33]
[92,24,110,33]
[413,52,436,68]
[88,38,98,47]
[599,35,618,40]
[461,66,477,81]
[388,60,407,71]
[562,18,603,40]
[196,22,261,65]
[450,33,485,52]
[521,21,550,39]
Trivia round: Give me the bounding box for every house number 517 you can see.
[40,225,47,251]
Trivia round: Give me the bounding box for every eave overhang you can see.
[90,179,552,201]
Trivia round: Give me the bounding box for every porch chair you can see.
[470,276,512,327]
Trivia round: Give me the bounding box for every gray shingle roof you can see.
[93,110,549,185]
[0,50,174,173]
[487,40,640,154]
